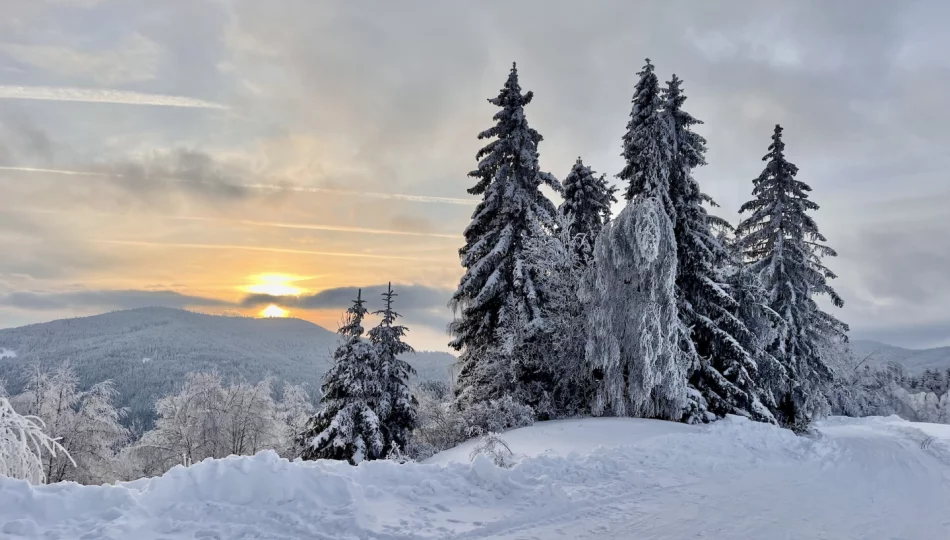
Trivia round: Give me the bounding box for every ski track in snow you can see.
[2,416,950,539]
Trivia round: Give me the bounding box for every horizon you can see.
[2,1,949,350]
[2,305,945,354]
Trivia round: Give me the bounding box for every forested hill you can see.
[0,307,456,428]
[851,339,950,375]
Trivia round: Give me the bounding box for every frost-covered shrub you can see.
[408,383,468,460]
[385,445,413,464]
[0,397,73,484]
[469,432,514,468]
[409,387,533,461]
[126,372,296,477]
[461,395,534,437]
[11,363,127,484]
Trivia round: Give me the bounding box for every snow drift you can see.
[2,416,950,539]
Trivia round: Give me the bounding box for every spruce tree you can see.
[297,290,384,464]
[663,75,776,423]
[735,124,849,429]
[559,157,617,264]
[368,283,417,456]
[449,63,560,406]
[619,59,673,214]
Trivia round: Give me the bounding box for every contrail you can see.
[0,166,479,206]
[245,184,478,206]
[0,166,114,177]
[11,207,460,240]
[91,239,448,262]
[0,85,227,109]
[173,216,460,239]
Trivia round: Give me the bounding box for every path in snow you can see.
[1,416,949,539]
[481,419,950,539]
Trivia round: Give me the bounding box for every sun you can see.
[243,273,307,296]
[260,304,289,318]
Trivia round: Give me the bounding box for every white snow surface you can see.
[3,415,950,539]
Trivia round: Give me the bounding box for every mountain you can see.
[0,307,456,428]
[851,339,950,375]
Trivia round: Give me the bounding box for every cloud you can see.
[241,283,455,334]
[0,86,227,109]
[102,148,248,201]
[0,32,161,85]
[0,289,230,311]
[92,240,446,262]
[0,110,53,165]
[241,283,452,311]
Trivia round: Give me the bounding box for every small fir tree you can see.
[368,283,418,456]
[298,290,384,464]
[559,157,617,264]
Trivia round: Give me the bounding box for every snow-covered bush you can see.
[469,432,514,468]
[408,386,533,460]
[128,372,289,477]
[0,397,73,484]
[461,395,534,437]
[275,382,315,459]
[408,382,468,460]
[10,362,127,484]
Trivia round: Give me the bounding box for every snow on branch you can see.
[0,397,74,485]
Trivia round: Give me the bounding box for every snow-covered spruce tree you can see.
[559,157,617,265]
[662,75,777,423]
[580,197,689,419]
[449,62,560,407]
[521,213,590,416]
[735,124,849,430]
[368,283,418,456]
[298,290,384,464]
[619,59,673,212]
[718,233,790,414]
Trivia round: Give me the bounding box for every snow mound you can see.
[426,416,695,464]
[2,416,950,539]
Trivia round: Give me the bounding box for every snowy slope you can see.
[0,308,456,427]
[852,339,950,375]
[3,415,949,539]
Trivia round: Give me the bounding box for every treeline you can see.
[442,60,847,433]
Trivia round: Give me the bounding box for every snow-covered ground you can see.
[3,415,950,539]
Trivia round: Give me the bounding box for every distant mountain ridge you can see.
[850,339,950,375]
[0,307,456,428]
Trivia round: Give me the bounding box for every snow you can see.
[0,348,15,359]
[425,417,694,465]
[3,415,950,539]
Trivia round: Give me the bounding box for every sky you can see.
[1,0,949,352]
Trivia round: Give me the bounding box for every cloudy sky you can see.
[1,0,948,351]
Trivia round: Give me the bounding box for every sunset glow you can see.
[260,304,289,318]
[243,273,308,296]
